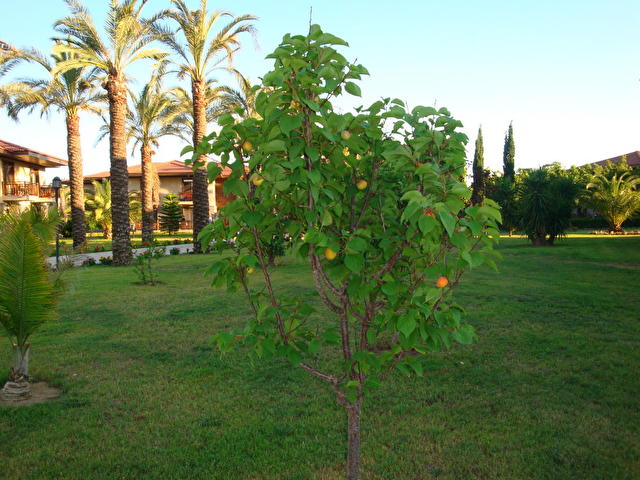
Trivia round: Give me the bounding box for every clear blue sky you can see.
[1,0,639,181]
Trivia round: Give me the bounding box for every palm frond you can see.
[0,217,57,347]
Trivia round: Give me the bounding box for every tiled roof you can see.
[85,160,233,179]
[0,139,67,166]
[585,151,640,168]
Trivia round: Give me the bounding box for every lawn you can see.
[1,237,639,479]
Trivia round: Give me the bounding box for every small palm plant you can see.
[587,172,640,232]
[0,208,59,398]
[85,179,112,238]
[86,179,141,238]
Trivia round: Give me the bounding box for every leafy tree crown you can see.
[193,25,501,401]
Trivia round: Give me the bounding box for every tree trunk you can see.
[346,401,362,480]
[106,74,132,265]
[66,113,86,249]
[191,79,212,253]
[531,235,548,246]
[11,344,29,378]
[140,144,154,243]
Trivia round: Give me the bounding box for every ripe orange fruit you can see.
[324,247,337,260]
[241,141,253,153]
[356,179,368,190]
[424,208,436,218]
[252,175,264,186]
[435,276,449,288]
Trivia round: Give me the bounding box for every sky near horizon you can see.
[1,0,639,181]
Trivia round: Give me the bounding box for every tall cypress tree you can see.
[471,127,485,204]
[503,121,515,181]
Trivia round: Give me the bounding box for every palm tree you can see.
[169,83,221,144]
[128,73,182,242]
[85,179,141,238]
[0,208,59,398]
[85,179,112,238]
[587,172,640,232]
[52,0,167,265]
[212,70,259,120]
[1,46,102,249]
[156,0,256,252]
[0,43,21,104]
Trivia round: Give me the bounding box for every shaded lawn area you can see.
[1,237,639,479]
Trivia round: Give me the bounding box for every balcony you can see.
[178,188,193,202]
[2,182,55,199]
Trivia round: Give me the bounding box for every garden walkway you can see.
[46,243,194,267]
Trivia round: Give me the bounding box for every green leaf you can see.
[262,140,286,152]
[346,237,368,252]
[241,211,263,227]
[217,113,234,126]
[303,98,320,111]
[321,210,333,226]
[345,82,361,97]
[451,325,475,344]
[279,115,302,135]
[411,106,437,117]
[207,163,222,183]
[438,210,456,237]
[397,315,417,337]
[400,190,424,203]
[418,215,438,234]
[239,255,260,267]
[344,254,364,273]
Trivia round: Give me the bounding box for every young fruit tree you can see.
[192,25,501,480]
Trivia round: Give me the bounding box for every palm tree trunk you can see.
[191,79,212,254]
[11,343,30,378]
[140,144,154,243]
[66,113,86,249]
[107,74,132,265]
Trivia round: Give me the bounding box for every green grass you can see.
[50,231,193,256]
[1,237,639,479]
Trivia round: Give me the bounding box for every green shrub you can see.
[571,215,640,229]
[133,244,165,285]
[518,168,579,245]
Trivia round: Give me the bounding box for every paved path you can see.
[46,243,194,267]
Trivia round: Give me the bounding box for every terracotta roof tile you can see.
[0,138,67,166]
[85,160,233,179]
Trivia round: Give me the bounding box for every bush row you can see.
[570,216,640,229]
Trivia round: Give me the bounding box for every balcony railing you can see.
[2,182,55,198]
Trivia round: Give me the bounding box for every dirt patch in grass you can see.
[0,381,62,407]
